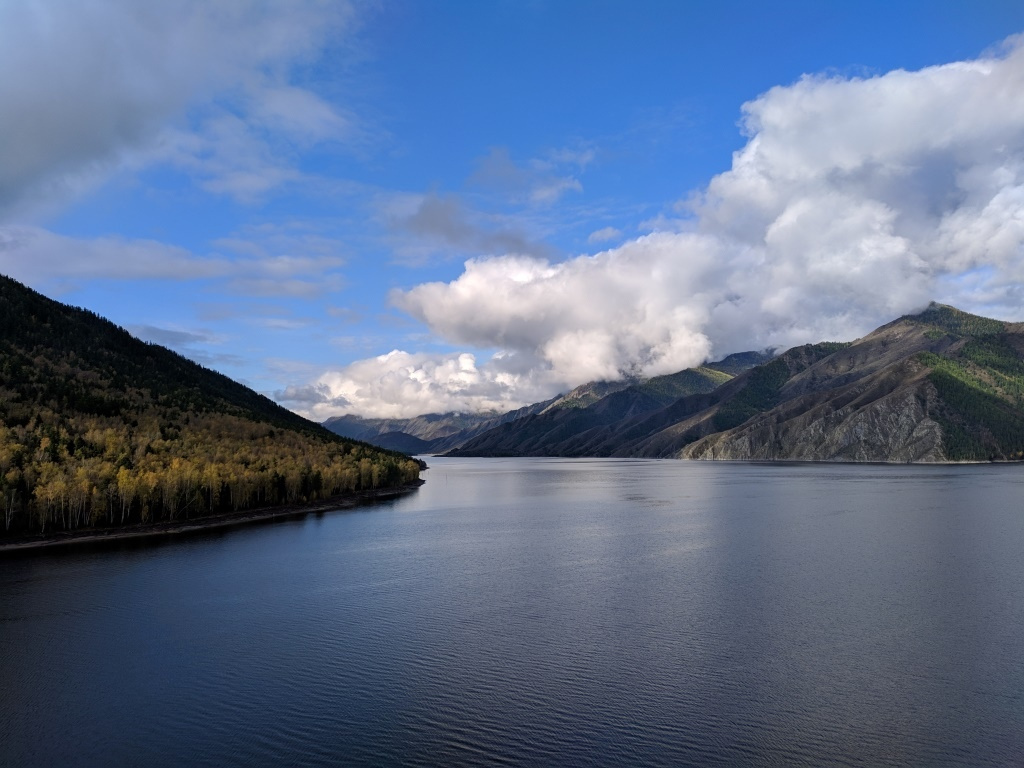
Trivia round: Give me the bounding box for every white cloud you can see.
[0,0,356,216]
[154,114,306,204]
[315,36,1024,418]
[253,85,352,145]
[288,349,562,420]
[394,240,717,383]
[587,226,622,244]
[529,177,582,205]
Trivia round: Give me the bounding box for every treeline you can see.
[898,304,1024,461]
[918,337,1024,461]
[0,404,421,537]
[911,303,1007,337]
[0,275,421,538]
[713,342,849,431]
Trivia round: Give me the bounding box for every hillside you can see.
[678,304,1024,462]
[323,396,558,453]
[0,275,422,539]
[450,305,1024,463]
[324,350,777,455]
[447,363,745,457]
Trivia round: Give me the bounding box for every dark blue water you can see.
[2,458,1023,766]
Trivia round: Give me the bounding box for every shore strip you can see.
[0,480,425,554]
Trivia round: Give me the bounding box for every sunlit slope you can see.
[0,275,421,538]
[679,304,1024,462]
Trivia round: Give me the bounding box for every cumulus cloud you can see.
[394,240,717,383]
[0,0,355,216]
[309,37,1024,418]
[292,349,563,420]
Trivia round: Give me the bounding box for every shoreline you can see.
[439,452,1020,465]
[0,480,425,554]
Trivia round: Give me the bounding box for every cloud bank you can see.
[280,349,563,421]
[0,0,354,216]
[308,38,1024,419]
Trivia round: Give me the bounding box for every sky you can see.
[3,1,1024,420]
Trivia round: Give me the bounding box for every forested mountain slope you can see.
[447,364,742,457]
[679,304,1024,462]
[0,275,421,539]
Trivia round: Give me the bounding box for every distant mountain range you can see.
[323,398,559,454]
[324,352,771,454]
[329,305,1024,463]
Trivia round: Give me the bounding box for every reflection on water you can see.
[2,458,1023,766]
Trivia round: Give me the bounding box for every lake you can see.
[2,457,1023,766]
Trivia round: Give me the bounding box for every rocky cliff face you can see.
[682,374,946,462]
[677,305,1024,462]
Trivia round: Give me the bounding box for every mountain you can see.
[539,379,633,412]
[451,305,1024,463]
[678,304,1024,462]
[447,362,749,457]
[0,275,422,539]
[326,358,767,455]
[323,360,778,456]
[324,397,559,454]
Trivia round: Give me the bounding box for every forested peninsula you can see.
[0,275,422,545]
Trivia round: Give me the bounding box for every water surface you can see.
[2,458,1023,766]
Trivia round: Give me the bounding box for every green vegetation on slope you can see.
[0,276,421,538]
[713,342,849,432]
[918,348,1024,461]
[912,302,1007,337]
[547,380,630,411]
[704,350,775,376]
[639,366,732,400]
[903,303,1024,460]
[956,337,1024,402]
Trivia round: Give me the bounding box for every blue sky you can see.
[2,1,1024,418]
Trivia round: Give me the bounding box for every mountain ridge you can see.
[325,355,767,454]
